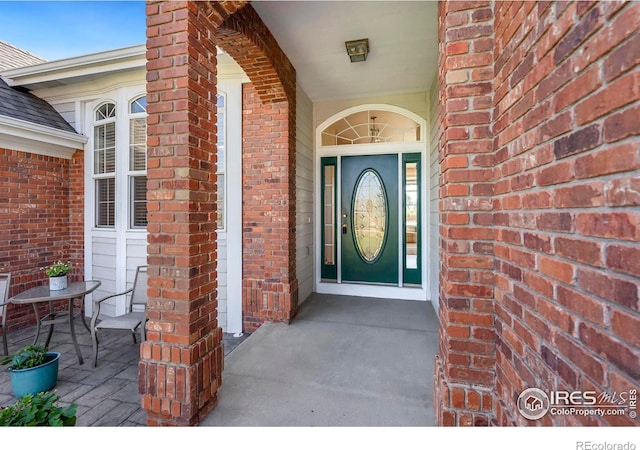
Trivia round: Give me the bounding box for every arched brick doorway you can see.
[142,1,298,426]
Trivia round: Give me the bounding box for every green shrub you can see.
[0,345,47,370]
[0,391,77,426]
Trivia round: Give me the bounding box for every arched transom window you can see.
[321,109,421,146]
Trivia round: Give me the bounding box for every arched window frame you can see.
[318,105,425,149]
[93,101,117,228]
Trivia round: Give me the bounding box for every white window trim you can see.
[92,101,117,229]
[216,90,227,232]
[217,81,242,335]
[84,86,148,318]
[128,95,147,230]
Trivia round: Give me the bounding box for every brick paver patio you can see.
[0,318,248,426]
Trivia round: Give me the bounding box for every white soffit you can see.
[1,45,147,90]
[252,0,438,102]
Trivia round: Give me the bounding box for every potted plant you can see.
[0,391,76,426]
[43,260,72,291]
[0,345,61,397]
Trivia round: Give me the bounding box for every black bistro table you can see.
[9,280,101,365]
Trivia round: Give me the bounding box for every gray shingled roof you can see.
[0,40,45,71]
[0,78,77,133]
[0,42,77,133]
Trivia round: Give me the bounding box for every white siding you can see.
[428,80,440,312]
[216,78,245,334]
[52,102,76,130]
[126,235,147,313]
[89,233,147,317]
[296,84,314,304]
[216,235,228,329]
[91,234,117,317]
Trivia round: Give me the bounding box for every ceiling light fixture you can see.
[370,116,381,143]
[345,38,369,63]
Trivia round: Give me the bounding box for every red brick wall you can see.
[217,5,296,105]
[144,0,227,426]
[218,5,298,332]
[492,1,639,426]
[0,148,84,331]
[437,0,640,427]
[435,0,497,427]
[241,84,298,331]
[144,0,297,426]
[68,150,85,280]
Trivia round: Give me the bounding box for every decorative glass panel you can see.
[323,165,335,266]
[405,162,418,269]
[321,109,421,146]
[353,170,387,262]
[95,102,116,121]
[130,176,147,228]
[96,178,115,227]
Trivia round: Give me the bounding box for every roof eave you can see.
[1,44,146,88]
[0,115,88,159]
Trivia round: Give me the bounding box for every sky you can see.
[0,0,146,61]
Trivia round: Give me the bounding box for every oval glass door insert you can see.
[352,169,387,262]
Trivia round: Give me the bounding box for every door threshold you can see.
[316,281,428,301]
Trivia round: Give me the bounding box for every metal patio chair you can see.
[0,273,10,355]
[90,266,148,367]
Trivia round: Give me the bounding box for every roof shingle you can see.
[0,78,77,133]
[0,40,45,71]
[0,41,77,134]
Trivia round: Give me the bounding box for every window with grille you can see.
[216,92,226,230]
[129,96,147,228]
[94,102,116,227]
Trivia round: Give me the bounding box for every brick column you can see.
[142,1,226,426]
[217,5,299,332]
[434,1,497,426]
[241,84,298,331]
[69,150,85,282]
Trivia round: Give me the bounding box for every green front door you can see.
[341,155,398,284]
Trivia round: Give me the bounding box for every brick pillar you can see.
[69,150,85,282]
[241,84,298,332]
[217,6,299,332]
[142,1,227,426]
[434,1,497,426]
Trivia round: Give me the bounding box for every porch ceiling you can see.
[252,1,438,102]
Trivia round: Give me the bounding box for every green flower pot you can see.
[9,352,60,397]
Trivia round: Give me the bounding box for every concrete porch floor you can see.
[201,293,439,426]
[0,294,438,426]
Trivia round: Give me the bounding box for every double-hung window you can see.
[92,96,147,229]
[94,103,116,227]
[129,96,147,228]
